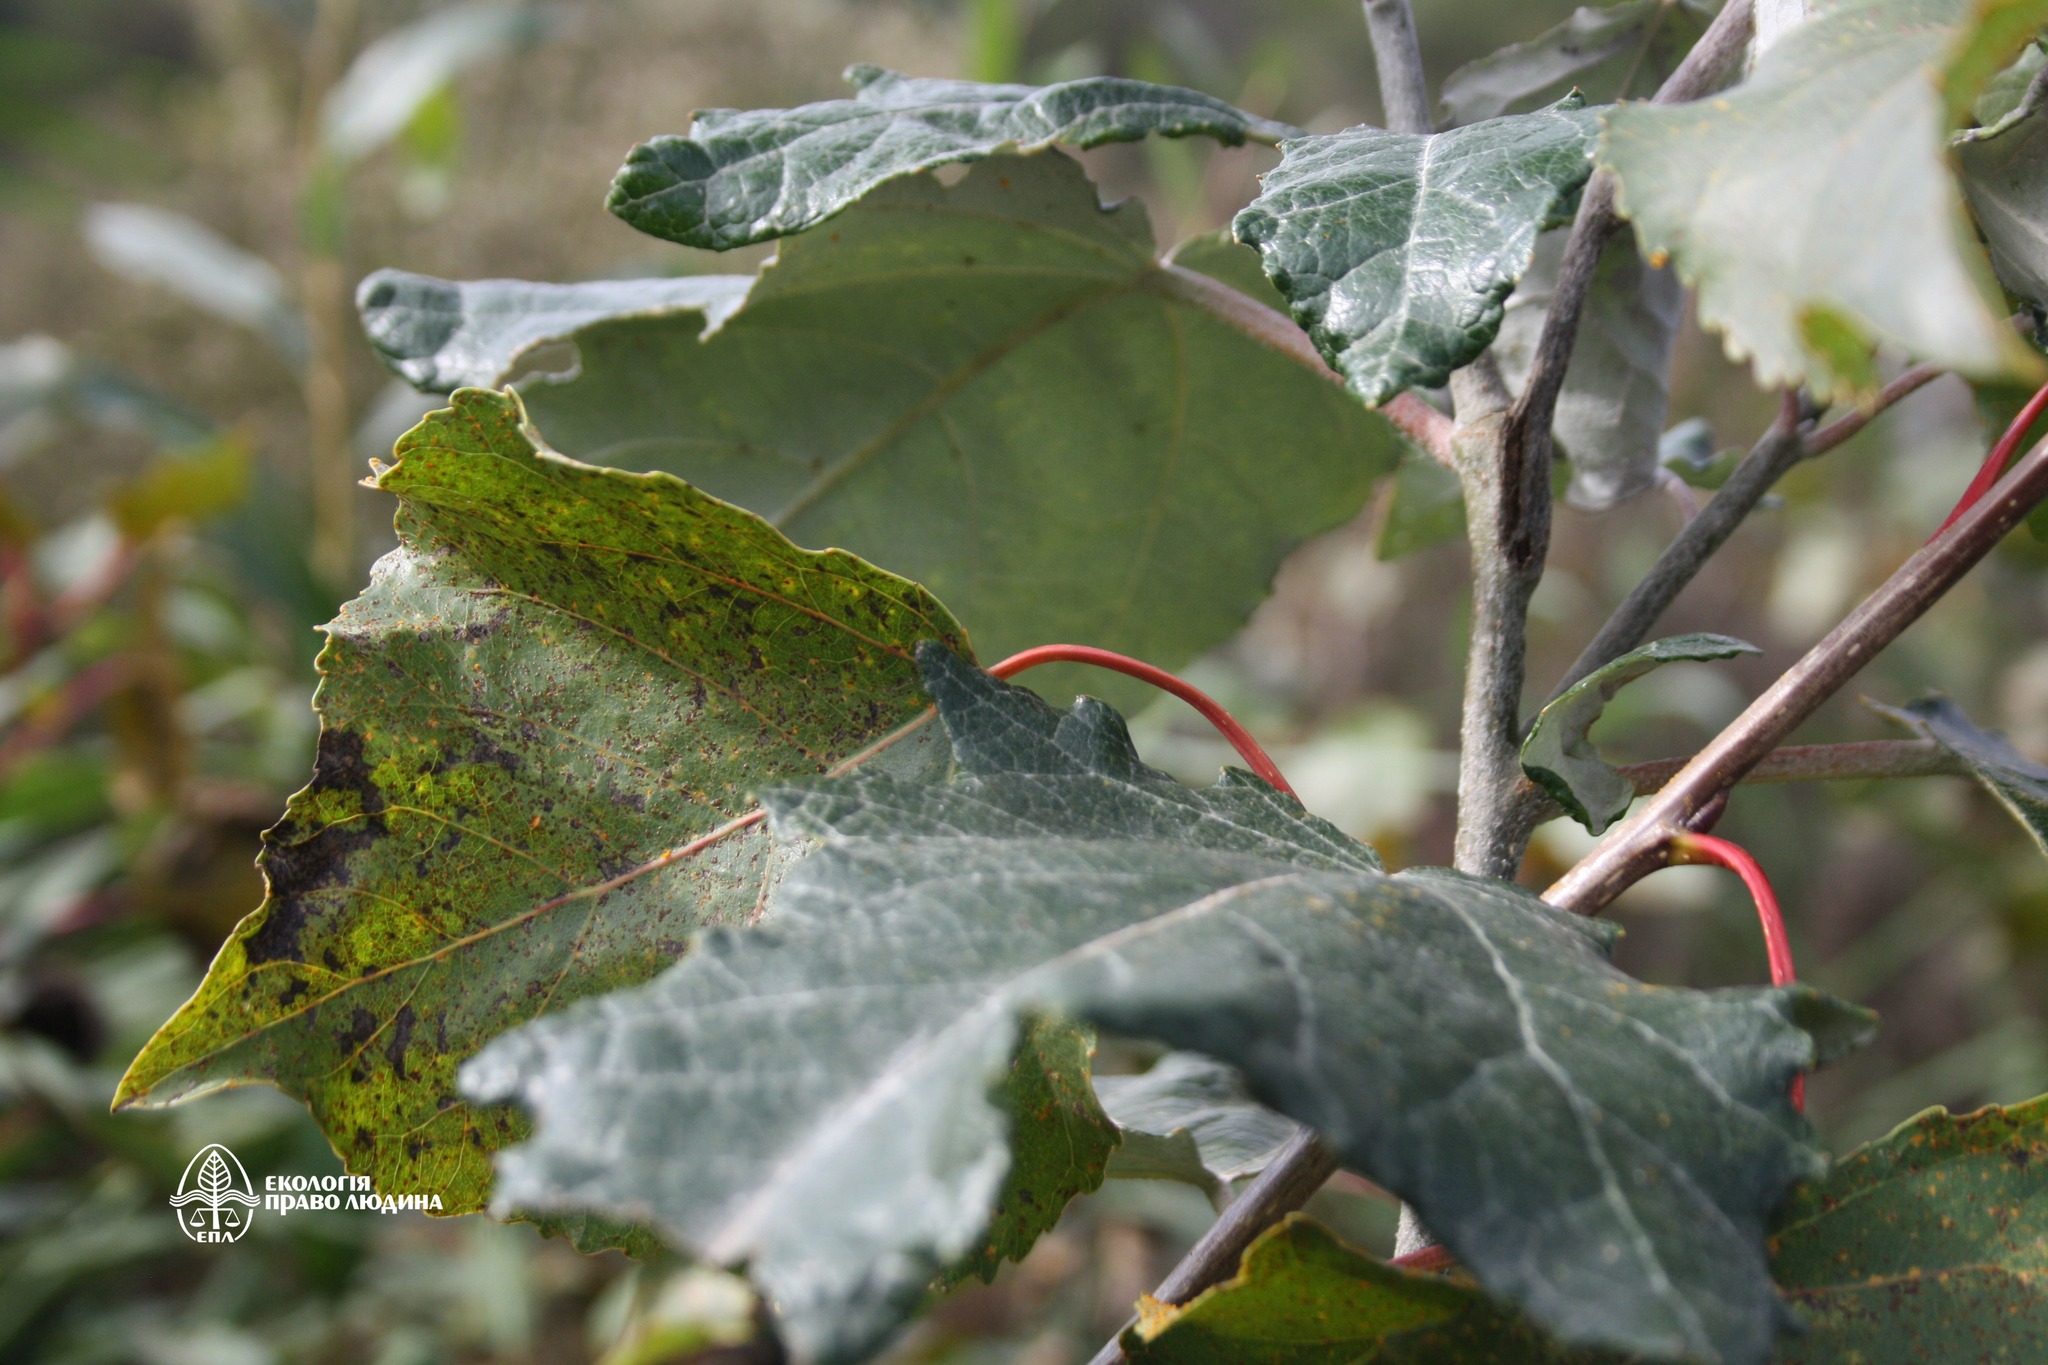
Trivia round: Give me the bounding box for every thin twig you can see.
[1547,396,1805,705]
[1547,364,1946,706]
[1084,1130,1339,1365]
[1547,433,2048,915]
[1521,739,1967,823]
[1362,0,1433,134]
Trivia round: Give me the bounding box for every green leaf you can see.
[1600,0,2047,403]
[1163,228,1291,313]
[1959,107,2048,309]
[1496,228,1683,511]
[1096,1052,1298,1195]
[114,388,969,1224]
[319,0,553,164]
[1439,0,1723,127]
[83,202,307,364]
[1523,633,1759,833]
[1873,695,2048,855]
[1375,447,1467,560]
[465,646,1871,1365]
[1233,96,1603,406]
[357,272,753,393]
[1124,1215,1629,1363]
[370,154,1401,690]
[1769,1095,2048,1363]
[606,64,1296,250]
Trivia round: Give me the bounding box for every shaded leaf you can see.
[1096,1051,1298,1194]
[1958,107,2048,308]
[1375,448,1466,559]
[356,271,753,392]
[320,0,553,164]
[114,388,967,1223]
[466,646,1871,1365]
[1163,228,1290,312]
[1769,1095,2048,1363]
[1124,1214,1630,1363]
[1497,228,1683,510]
[83,203,306,363]
[370,154,1400,690]
[1439,0,1722,127]
[1524,633,1759,833]
[607,64,1295,250]
[1234,96,1603,405]
[942,1014,1120,1286]
[1601,0,2046,403]
[1873,695,2048,855]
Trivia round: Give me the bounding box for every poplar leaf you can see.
[1873,695,2048,855]
[607,65,1296,250]
[465,646,1870,1365]
[1769,1095,2048,1363]
[115,388,968,1225]
[1523,633,1759,833]
[1600,0,2048,402]
[1233,97,1603,405]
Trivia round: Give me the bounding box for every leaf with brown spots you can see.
[114,387,968,1229]
[1769,1095,2048,1363]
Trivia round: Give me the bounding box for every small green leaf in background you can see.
[1096,1052,1298,1198]
[356,271,753,392]
[83,202,308,365]
[467,646,1871,1365]
[1769,1095,2048,1363]
[319,0,553,165]
[1873,695,2048,856]
[1233,95,1602,405]
[1438,0,1723,127]
[1495,228,1683,511]
[606,64,1296,250]
[1524,632,1759,833]
[365,154,1402,694]
[1125,1215,1631,1364]
[115,388,967,1227]
[1600,0,2047,403]
[106,435,250,539]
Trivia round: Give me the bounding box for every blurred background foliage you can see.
[1,0,2043,1361]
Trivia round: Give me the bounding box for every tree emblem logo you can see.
[169,1143,258,1243]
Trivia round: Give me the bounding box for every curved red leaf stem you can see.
[1667,832,1805,1110]
[988,644,1298,801]
[1932,378,2048,539]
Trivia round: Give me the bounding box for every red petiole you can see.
[1931,378,2048,539]
[1666,832,1806,1111]
[989,644,1298,800]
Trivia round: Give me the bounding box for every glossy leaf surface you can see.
[467,647,1870,1365]
[607,64,1294,249]
[1234,97,1602,405]
[115,389,967,1222]
[1524,633,1758,833]
[357,272,752,392]
[1601,0,2045,401]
